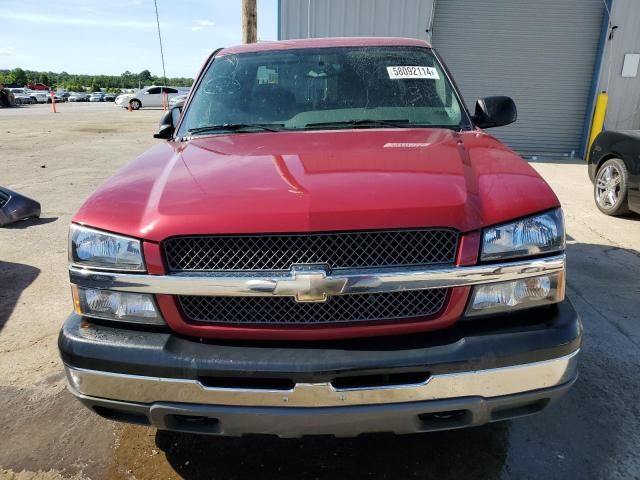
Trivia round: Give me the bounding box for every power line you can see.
[153,0,168,88]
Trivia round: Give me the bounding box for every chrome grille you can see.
[179,289,448,325]
[164,229,459,272]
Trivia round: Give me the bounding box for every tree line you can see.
[0,68,193,92]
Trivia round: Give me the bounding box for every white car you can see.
[25,89,48,103]
[89,92,106,102]
[115,86,188,110]
[168,93,188,109]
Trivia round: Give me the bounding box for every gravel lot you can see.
[1,102,639,480]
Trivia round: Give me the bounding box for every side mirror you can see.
[154,107,181,139]
[472,96,517,129]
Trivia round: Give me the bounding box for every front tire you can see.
[594,158,630,216]
[130,99,141,110]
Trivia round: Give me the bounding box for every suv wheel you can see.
[595,158,630,216]
[130,99,141,110]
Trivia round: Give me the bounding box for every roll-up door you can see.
[431,0,603,155]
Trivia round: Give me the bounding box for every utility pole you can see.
[242,0,257,43]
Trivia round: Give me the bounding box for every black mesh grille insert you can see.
[164,229,459,272]
[179,289,448,325]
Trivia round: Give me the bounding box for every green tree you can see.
[0,67,191,91]
[0,71,15,85]
[65,83,83,92]
[138,69,152,84]
[121,71,135,88]
[11,68,27,86]
[38,73,50,86]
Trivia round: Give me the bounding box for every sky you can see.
[0,0,279,78]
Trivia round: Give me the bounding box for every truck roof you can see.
[219,37,432,56]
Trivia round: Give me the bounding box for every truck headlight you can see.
[481,209,565,261]
[465,271,565,317]
[69,224,145,271]
[71,286,164,325]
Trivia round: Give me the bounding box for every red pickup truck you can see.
[60,37,580,437]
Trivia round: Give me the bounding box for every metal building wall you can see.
[279,0,434,40]
[431,0,603,156]
[279,0,607,156]
[598,0,640,131]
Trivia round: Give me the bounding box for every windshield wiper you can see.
[188,123,283,135]
[303,120,466,131]
[304,119,412,129]
[409,123,464,131]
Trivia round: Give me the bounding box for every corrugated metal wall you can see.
[431,0,603,156]
[598,0,640,131]
[279,0,606,155]
[279,0,434,40]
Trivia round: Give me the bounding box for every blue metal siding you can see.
[431,0,604,156]
[279,0,433,40]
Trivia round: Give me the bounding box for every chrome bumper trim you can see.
[68,254,565,298]
[65,349,578,408]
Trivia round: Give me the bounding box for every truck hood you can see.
[74,128,559,242]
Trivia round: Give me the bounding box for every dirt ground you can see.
[1,102,639,480]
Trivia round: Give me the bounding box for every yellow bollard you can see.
[588,91,608,153]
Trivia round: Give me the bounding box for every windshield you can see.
[178,46,468,137]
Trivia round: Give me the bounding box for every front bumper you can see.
[60,299,581,437]
[70,380,576,437]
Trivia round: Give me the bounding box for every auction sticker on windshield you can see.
[387,66,440,80]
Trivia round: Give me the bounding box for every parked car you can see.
[31,90,48,103]
[60,37,580,438]
[16,95,34,105]
[588,130,640,216]
[9,88,28,97]
[47,92,64,103]
[89,92,105,102]
[17,89,48,103]
[115,86,187,110]
[168,93,187,109]
[68,92,90,102]
[0,87,15,107]
[103,93,117,102]
[8,89,33,105]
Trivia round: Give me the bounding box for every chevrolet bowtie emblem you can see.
[273,266,347,302]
